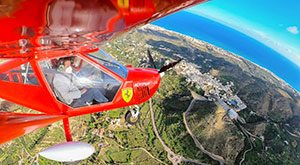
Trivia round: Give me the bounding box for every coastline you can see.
[145,24,300,96]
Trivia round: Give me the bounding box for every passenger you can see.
[52,57,108,107]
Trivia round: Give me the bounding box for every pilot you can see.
[52,57,108,107]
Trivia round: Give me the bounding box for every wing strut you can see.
[39,117,96,162]
[63,118,73,141]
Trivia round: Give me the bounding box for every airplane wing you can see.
[0,0,207,144]
[0,112,65,144]
[0,0,206,58]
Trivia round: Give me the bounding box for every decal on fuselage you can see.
[135,86,150,100]
[122,87,133,103]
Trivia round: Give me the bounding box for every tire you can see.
[125,110,140,125]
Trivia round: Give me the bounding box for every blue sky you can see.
[186,0,300,68]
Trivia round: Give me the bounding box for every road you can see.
[149,99,206,165]
[106,136,167,165]
[183,92,225,165]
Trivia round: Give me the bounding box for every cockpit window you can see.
[88,49,128,78]
[0,62,39,85]
[39,55,121,108]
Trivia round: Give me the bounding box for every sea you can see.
[152,11,300,92]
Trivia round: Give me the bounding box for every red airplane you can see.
[0,0,205,162]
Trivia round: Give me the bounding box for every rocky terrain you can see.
[1,24,300,164]
[103,24,300,164]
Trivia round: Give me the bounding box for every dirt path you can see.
[183,94,225,165]
[107,136,167,165]
[149,99,206,165]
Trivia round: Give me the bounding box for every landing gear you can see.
[125,105,141,125]
[38,118,95,162]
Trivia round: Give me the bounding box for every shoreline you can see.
[144,24,300,96]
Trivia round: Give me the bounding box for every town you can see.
[174,60,247,122]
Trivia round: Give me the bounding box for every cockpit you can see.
[39,50,125,108]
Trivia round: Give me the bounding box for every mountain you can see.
[1,24,300,164]
[103,24,300,164]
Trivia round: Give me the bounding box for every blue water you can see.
[152,11,300,92]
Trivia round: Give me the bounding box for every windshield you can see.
[39,55,121,108]
[88,49,128,79]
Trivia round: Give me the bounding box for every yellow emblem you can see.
[117,0,129,8]
[122,88,133,103]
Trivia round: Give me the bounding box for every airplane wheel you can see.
[125,109,140,125]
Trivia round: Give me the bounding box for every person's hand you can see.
[80,88,87,94]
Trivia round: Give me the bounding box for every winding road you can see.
[183,92,225,165]
[149,99,206,165]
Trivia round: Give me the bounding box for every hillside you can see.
[1,24,300,164]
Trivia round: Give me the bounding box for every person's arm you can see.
[68,84,81,99]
